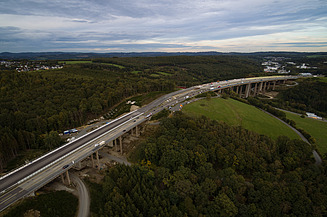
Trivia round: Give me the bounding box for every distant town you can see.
[0,60,63,72]
[262,56,316,76]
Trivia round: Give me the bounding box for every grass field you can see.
[58,60,92,64]
[183,98,300,140]
[99,63,125,69]
[157,71,172,76]
[317,77,327,83]
[285,111,327,154]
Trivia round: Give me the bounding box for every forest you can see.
[89,113,327,217]
[0,55,262,172]
[268,78,327,118]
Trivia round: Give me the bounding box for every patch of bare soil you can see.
[42,179,77,196]
[24,209,40,217]
[264,91,279,98]
[130,105,140,111]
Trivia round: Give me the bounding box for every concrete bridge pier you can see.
[115,138,119,152]
[245,83,251,98]
[96,151,100,169]
[236,86,239,95]
[66,171,71,185]
[258,82,263,93]
[108,140,114,148]
[135,125,139,137]
[61,171,71,185]
[91,153,95,168]
[119,136,123,154]
[239,85,243,97]
[61,174,65,183]
[253,83,258,96]
[263,82,267,93]
[273,81,276,90]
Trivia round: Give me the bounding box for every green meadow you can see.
[183,98,300,140]
[285,111,327,154]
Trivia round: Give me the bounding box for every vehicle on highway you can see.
[62,165,69,169]
[94,143,99,147]
[145,113,152,118]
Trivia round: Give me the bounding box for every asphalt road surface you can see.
[71,173,90,217]
[0,75,303,212]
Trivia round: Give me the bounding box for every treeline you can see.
[0,55,263,172]
[89,113,327,217]
[93,55,264,83]
[3,190,77,217]
[270,78,327,117]
[0,64,174,171]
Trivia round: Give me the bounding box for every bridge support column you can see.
[239,86,243,97]
[119,136,123,154]
[135,125,139,137]
[115,138,119,152]
[96,151,100,169]
[236,86,239,95]
[61,174,65,184]
[273,81,276,90]
[283,80,286,84]
[259,82,263,93]
[263,82,267,93]
[253,83,258,96]
[66,170,71,185]
[91,153,95,168]
[245,83,251,98]
[108,140,114,148]
[267,82,271,90]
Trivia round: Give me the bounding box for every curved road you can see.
[260,109,322,165]
[0,75,302,212]
[71,173,90,217]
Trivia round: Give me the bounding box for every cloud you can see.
[0,0,326,52]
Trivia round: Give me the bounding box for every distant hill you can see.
[1,51,326,60]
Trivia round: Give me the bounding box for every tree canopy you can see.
[89,113,327,217]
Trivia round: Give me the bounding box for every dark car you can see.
[63,165,69,169]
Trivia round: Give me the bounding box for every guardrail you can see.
[0,110,137,182]
[1,112,143,195]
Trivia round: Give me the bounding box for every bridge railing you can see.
[0,110,138,182]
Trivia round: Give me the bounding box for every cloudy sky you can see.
[0,0,326,52]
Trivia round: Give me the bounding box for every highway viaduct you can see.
[0,75,299,212]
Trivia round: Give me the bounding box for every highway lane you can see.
[0,75,300,212]
[0,113,145,211]
[0,111,141,192]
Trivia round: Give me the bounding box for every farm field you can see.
[99,62,125,68]
[58,60,92,64]
[285,111,327,154]
[183,98,300,140]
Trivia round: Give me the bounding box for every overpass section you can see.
[0,75,299,212]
